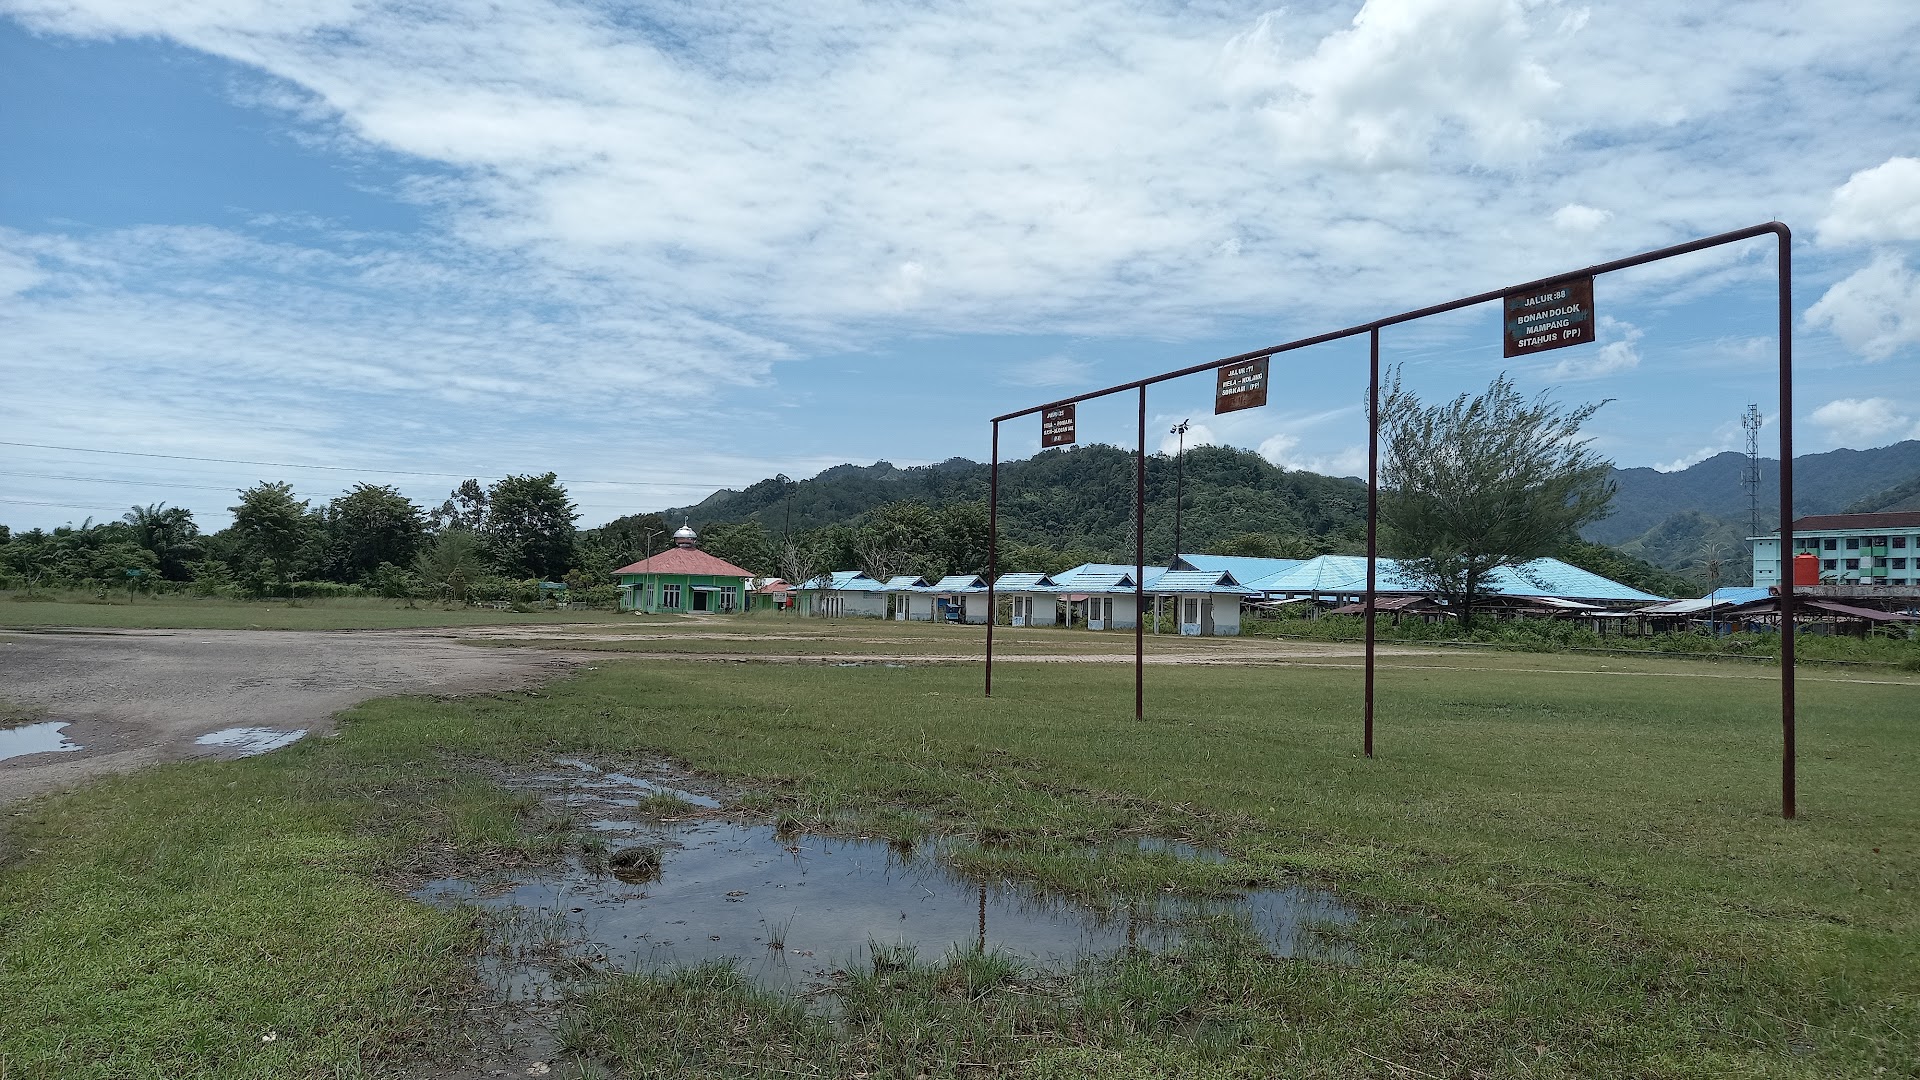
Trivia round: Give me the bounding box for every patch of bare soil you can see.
[0,628,591,806]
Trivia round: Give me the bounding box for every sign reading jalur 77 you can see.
[1040,403,1077,447]
[1214,356,1269,414]
[1504,277,1595,357]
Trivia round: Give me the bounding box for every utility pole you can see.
[1159,418,1190,557]
[1170,419,1190,559]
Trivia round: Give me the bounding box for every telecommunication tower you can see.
[1741,404,1764,539]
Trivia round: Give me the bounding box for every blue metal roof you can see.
[1246,555,1666,603]
[1173,554,1305,583]
[1051,563,1165,589]
[800,570,888,592]
[992,573,1057,592]
[882,575,931,589]
[1147,569,1256,594]
[930,574,988,592]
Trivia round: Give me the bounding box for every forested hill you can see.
[668,445,1371,562]
[1592,440,1920,544]
[1573,440,1920,585]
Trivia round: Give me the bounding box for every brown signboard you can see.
[1214,356,1269,415]
[1040,403,1077,447]
[1504,276,1595,357]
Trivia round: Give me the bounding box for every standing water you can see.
[0,721,82,762]
[414,761,1355,995]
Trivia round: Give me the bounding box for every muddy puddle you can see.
[0,721,82,762]
[193,727,307,755]
[414,760,1354,999]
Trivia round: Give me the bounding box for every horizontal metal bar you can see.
[993,222,1786,423]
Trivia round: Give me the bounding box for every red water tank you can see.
[1792,552,1820,587]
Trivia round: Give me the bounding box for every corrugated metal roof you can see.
[1173,554,1305,582]
[882,575,931,589]
[931,574,988,591]
[1058,572,1136,591]
[1783,511,1920,533]
[992,573,1056,592]
[798,570,887,592]
[1146,569,1255,594]
[1051,563,1165,588]
[1246,555,1666,603]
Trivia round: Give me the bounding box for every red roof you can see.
[612,548,755,578]
[1790,511,1920,532]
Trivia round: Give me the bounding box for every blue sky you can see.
[3,0,1918,531]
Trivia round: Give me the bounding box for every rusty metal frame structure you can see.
[987,222,1800,818]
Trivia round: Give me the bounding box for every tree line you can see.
[2,374,1698,606]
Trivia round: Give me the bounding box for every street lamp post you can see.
[1169,419,1190,558]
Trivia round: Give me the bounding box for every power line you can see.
[8,471,328,496]
[0,439,730,489]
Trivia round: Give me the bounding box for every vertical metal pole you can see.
[1365,328,1380,759]
[1136,385,1147,722]
[987,421,998,699]
[1776,228,1796,819]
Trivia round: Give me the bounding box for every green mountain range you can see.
[659,438,1920,595]
[1586,439,1920,585]
[669,444,1371,563]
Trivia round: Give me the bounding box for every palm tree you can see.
[413,530,486,602]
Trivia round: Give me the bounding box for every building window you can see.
[1894,537,1908,549]
[1893,558,1908,570]
[1822,559,1837,570]
[663,583,681,609]
[1846,538,1861,550]
[1824,538,1838,550]
[1844,559,1860,570]
[720,588,737,613]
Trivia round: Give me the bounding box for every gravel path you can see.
[0,628,586,806]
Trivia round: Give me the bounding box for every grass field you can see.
[1,634,1914,1077]
[0,592,631,630]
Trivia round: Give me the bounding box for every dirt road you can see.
[0,628,586,806]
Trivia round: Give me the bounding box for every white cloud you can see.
[1228,0,1565,168]
[1005,355,1096,389]
[1256,433,1367,477]
[0,248,44,298]
[1805,254,1920,360]
[1819,156,1920,245]
[1548,316,1640,379]
[10,0,1908,351]
[1652,446,1721,473]
[1552,204,1612,232]
[3,0,1920,518]
[1810,397,1914,442]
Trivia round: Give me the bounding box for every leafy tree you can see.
[1379,370,1615,627]
[430,479,490,533]
[572,511,670,584]
[122,503,203,581]
[774,536,832,597]
[701,520,774,575]
[1,528,47,591]
[227,482,317,596]
[324,484,426,583]
[414,530,486,602]
[485,473,577,579]
[932,499,992,577]
[1557,537,1699,600]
